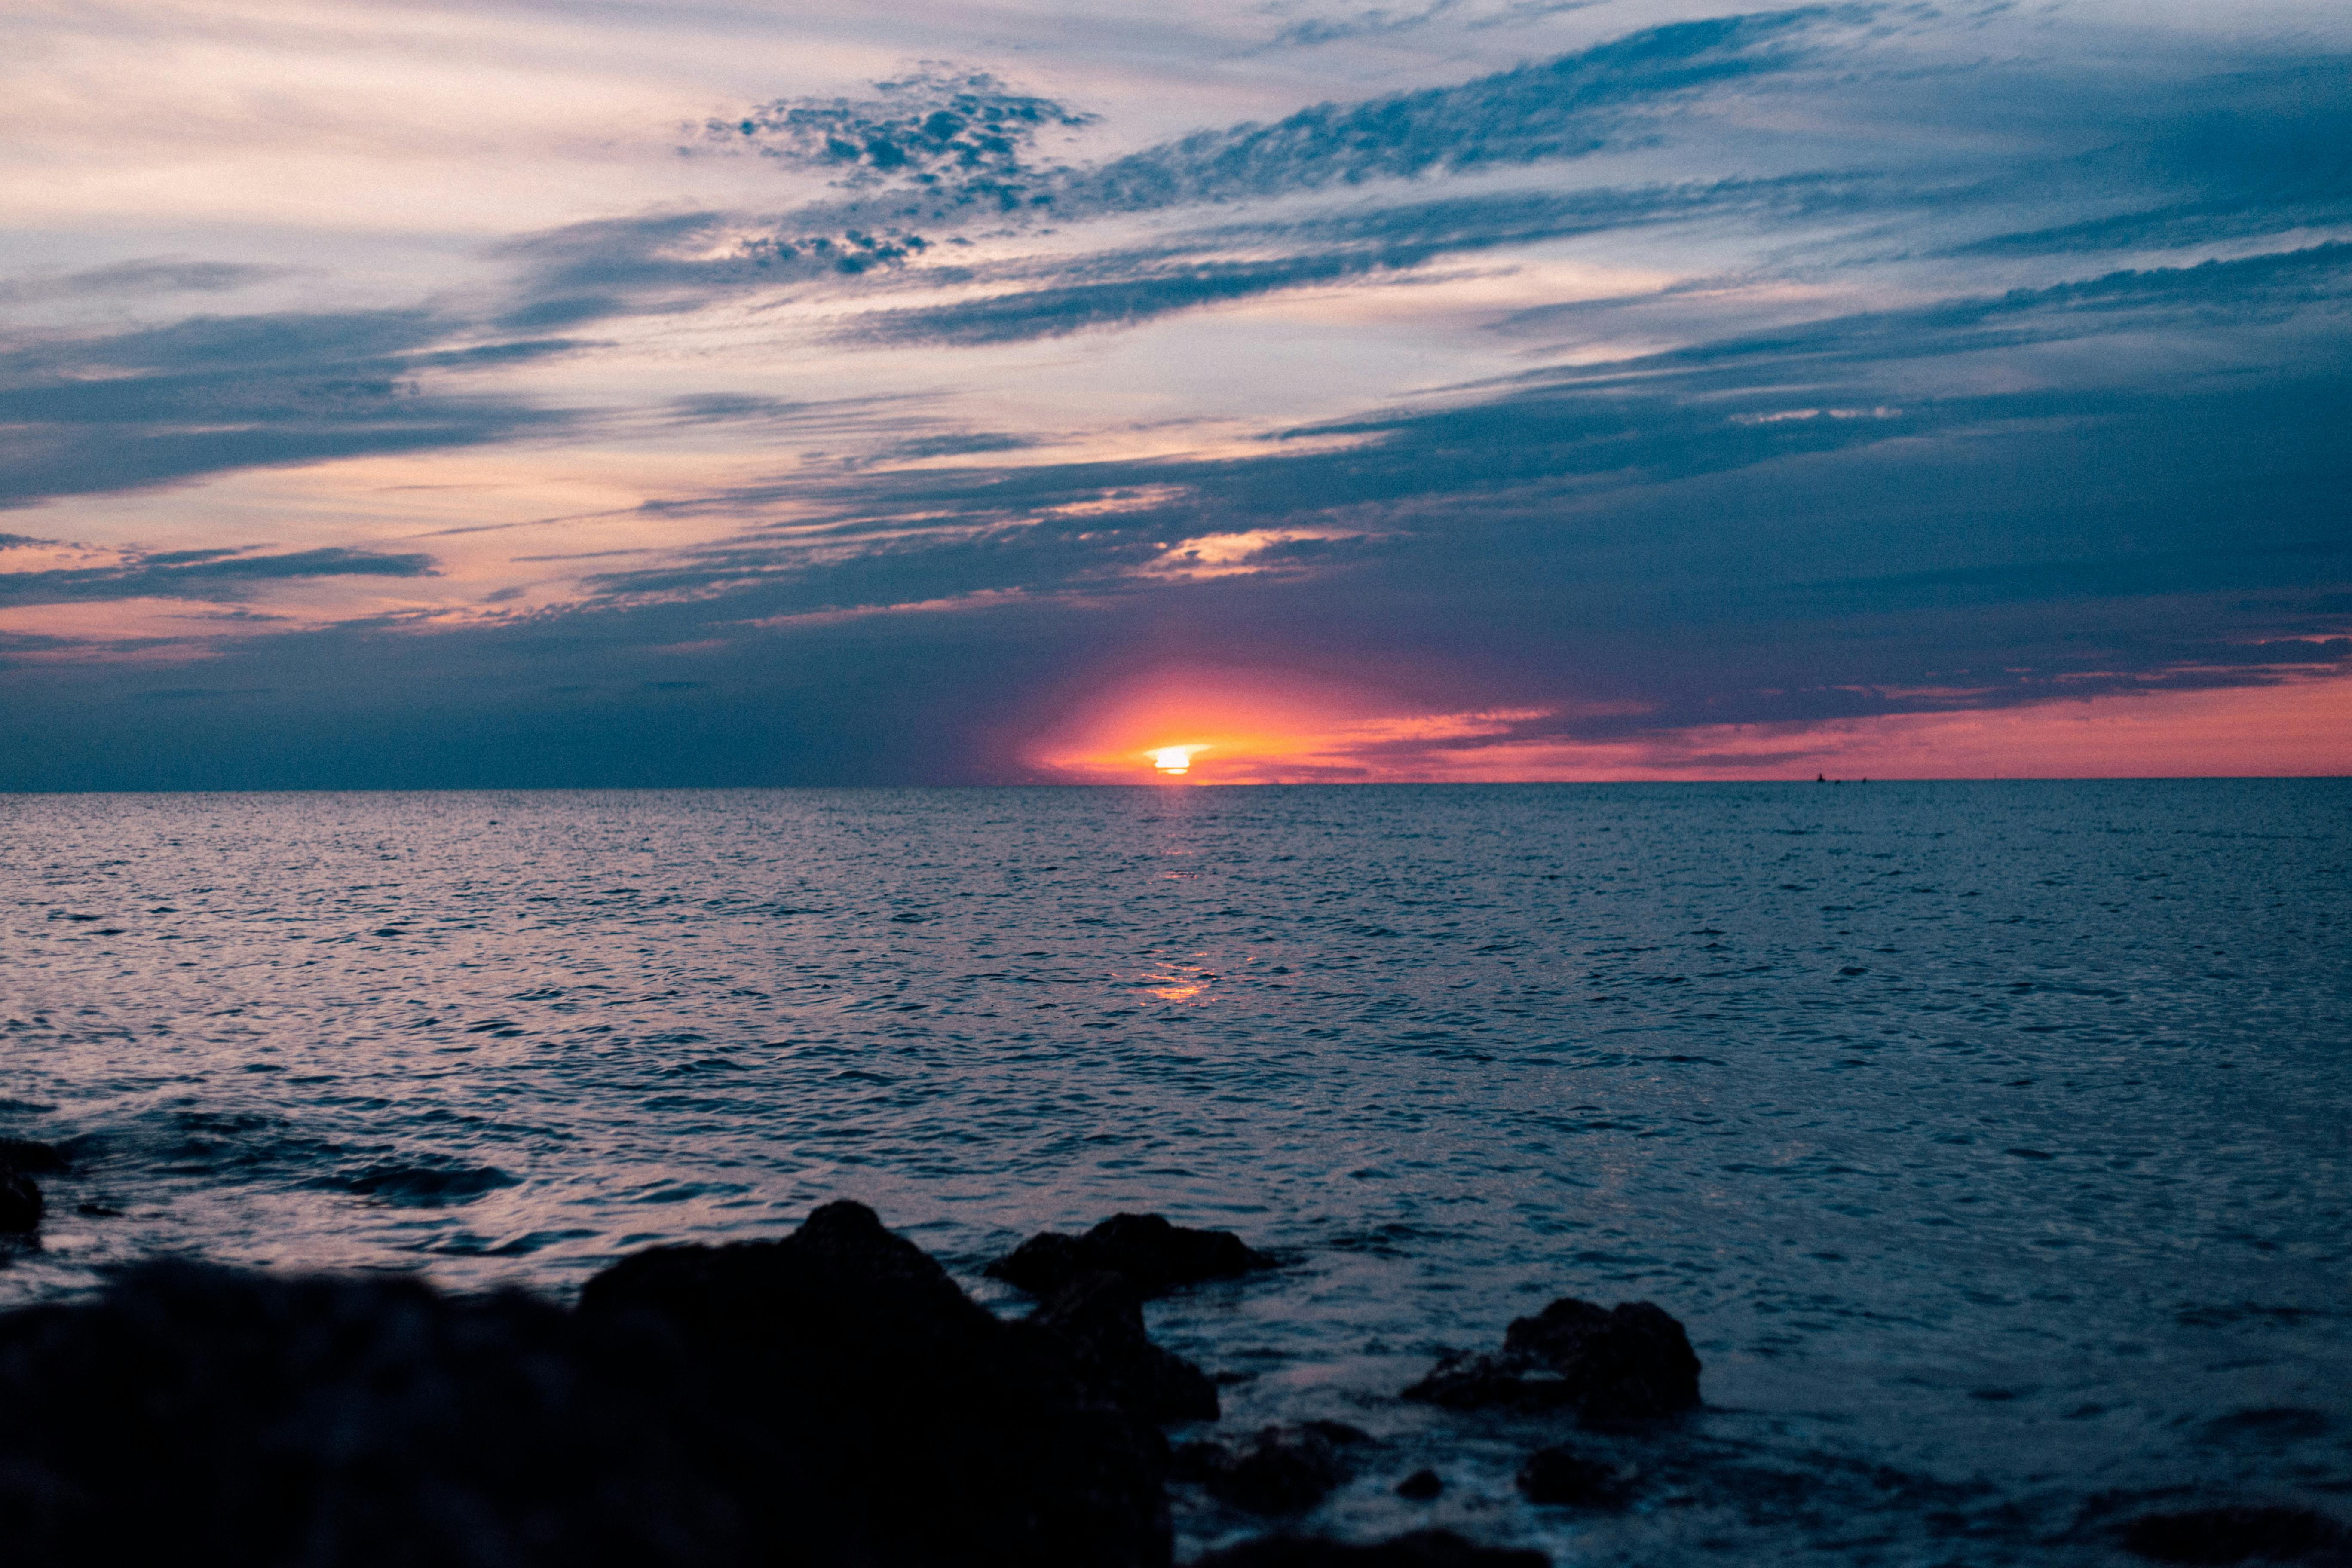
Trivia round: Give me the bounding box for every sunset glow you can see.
[1,0,2344,789]
[1037,671,2352,784]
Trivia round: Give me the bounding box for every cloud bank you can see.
[0,1,2346,785]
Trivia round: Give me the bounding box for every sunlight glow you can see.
[1032,666,2352,782]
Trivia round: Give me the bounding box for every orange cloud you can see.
[1029,670,2352,783]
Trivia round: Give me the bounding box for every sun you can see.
[1148,744,1208,776]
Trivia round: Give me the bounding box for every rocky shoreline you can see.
[0,1160,2340,1567]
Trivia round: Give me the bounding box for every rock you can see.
[1027,1268,1219,1422]
[1177,1422,1371,1514]
[1514,1446,1630,1508]
[992,1230,1097,1292]
[0,1200,1176,1568]
[1396,1469,1445,1500]
[1403,1298,1700,1424]
[0,1139,61,1234]
[0,1258,744,1567]
[579,1199,1172,1568]
[988,1212,1271,1298]
[0,1139,67,1174]
[2122,1506,2346,1563]
[0,1169,40,1233]
[1193,1529,1549,1566]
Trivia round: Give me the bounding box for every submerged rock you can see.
[0,1168,40,1233]
[0,1200,1175,1568]
[1403,1298,1700,1424]
[1396,1469,1445,1501]
[0,1139,62,1234]
[0,1138,67,1173]
[2122,1505,2346,1564]
[1176,1421,1372,1514]
[1514,1445,1632,1508]
[988,1212,1271,1298]
[1194,1530,1549,1566]
[1028,1268,1219,1422]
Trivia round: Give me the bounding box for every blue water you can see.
[3,781,2347,1564]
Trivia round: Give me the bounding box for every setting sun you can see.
[1148,745,1208,775]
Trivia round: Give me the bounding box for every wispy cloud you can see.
[0,0,2346,783]
[0,258,287,306]
[0,546,436,606]
[0,311,577,507]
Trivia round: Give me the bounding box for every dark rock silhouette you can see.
[1194,1530,1549,1566]
[0,1258,744,1567]
[2122,1505,2346,1563]
[0,1200,1177,1568]
[0,1138,67,1173]
[1403,1297,1700,1424]
[0,1168,40,1233]
[989,1211,1271,1298]
[1396,1468,1445,1500]
[1176,1421,1372,1514]
[0,1139,58,1233]
[578,1199,1172,1567]
[1514,1445,1631,1508]
[1029,1267,1219,1421]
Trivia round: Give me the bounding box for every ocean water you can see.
[2,781,2346,1564]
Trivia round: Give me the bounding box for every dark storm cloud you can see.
[0,546,437,606]
[0,310,577,507]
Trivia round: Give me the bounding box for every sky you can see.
[1,0,2346,787]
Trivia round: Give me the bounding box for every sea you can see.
[2,781,2346,1565]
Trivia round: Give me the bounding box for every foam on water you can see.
[2,781,2346,1563]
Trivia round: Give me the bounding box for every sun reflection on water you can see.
[1142,960,1215,1003]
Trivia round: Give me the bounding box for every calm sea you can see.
[3,782,2346,1563]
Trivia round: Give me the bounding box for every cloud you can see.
[1267,0,1464,50]
[850,256,1374,344]
[493,12,1856,334]
[849,174,1875,344]
[0,546,437,606]
[701,68,1096,210]
[1054,10,1844,215]
[3,2,2348,784]
[474,220,2352,772]
[499,11,2349,356]
[0,310,577,508]
[1543,242,2352,384]
[0,259,288,306]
